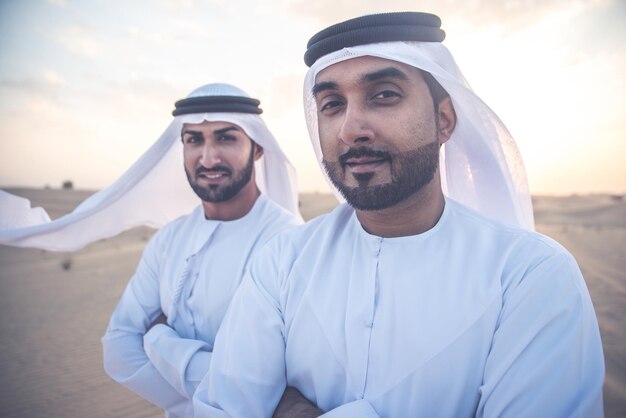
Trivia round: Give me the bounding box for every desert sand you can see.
[0,188,624,417]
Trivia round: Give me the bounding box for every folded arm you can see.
[143,322,212,398]
[101,235,189,414]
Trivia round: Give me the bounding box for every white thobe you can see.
[101,195,300,417]
[194,198,604,417]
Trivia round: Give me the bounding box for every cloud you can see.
[0,75,182,189]
[262,74,304,117]
[0,72,177,124]
[56,26,104,58]
[126,26,188,49]
[287,0,615,35]
[161,0,196,10]
[44,70,66,86]
[0,78,65,109]
[287,0,418,27]
[159,0,235,14]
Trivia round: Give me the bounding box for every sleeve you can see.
[101,231,189,415]
[476,251,605,418]
[193,244,288,418]
[318,400,379,417]
[143,323,212,397]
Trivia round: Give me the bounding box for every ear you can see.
[253,142,264,161]
[437,96,456,145]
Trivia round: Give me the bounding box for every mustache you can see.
[338,147,391,166]
[195,165,232,176]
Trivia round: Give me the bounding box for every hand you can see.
[148,312,168,331]
[273,386,322,418]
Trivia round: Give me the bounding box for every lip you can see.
[197,171,230,184]
[344,157,387,174]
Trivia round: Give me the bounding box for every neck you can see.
[201,180,261,221]
[354,177,445,238]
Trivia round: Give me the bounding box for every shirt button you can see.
[365,318,373,328]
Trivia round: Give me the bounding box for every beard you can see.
[186,145,255,203]
[322,141,440,211]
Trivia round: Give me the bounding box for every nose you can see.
[199,143,222,167]
[338,102,374,146]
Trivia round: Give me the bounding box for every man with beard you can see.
[194,13,604,418]
[101,83,302,418]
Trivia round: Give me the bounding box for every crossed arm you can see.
[194,244,604,417]
[102,236,321,416]
[101,235,211,415]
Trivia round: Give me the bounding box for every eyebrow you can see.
[312,66,410,96]
[213,126,241,136]
[181,125,241,137]
[362,67,410,83]
[181,129,202,137]
[312,81,338,96]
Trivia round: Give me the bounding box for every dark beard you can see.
[186,145,255,203]
[322,141,440,211]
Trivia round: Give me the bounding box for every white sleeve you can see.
[101,233,188,414]
[143,323,212,398]
[476,251,604,417]
[319,400,379,417]
[193,270,287,418]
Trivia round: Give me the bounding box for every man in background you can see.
[102,83,302,417]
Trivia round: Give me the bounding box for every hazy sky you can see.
[1,0,624,195]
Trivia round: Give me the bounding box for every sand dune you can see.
[0,189,624,417]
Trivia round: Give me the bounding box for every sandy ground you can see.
[532,194,626,417]
[0,188,624,417]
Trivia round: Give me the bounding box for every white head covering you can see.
[304,41,534,230]
[0,83,301,251]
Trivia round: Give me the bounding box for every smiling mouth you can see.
[196,168,231,182]
[201,172,227,179]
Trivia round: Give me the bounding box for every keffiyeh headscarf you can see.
[303,12,534,230]
[0,83,301,250]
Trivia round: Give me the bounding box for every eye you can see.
[319,97,345,113]
[218,134,236,142]
[184,135,203,144]
[371,90,401,100]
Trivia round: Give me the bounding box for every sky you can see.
[0,0,624,195]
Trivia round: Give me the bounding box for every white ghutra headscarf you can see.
[0,83,301,251]
[304,41,534,230]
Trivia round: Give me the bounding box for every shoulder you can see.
[256,195,303,230]
[447,198,570,256]
[243,196,303,248]
[147,205,203,247]
[446,198,582,289]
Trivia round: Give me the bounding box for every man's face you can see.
[314,56,446,211]
[181,120,259,203]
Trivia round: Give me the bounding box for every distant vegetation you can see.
[62,180,74,190]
